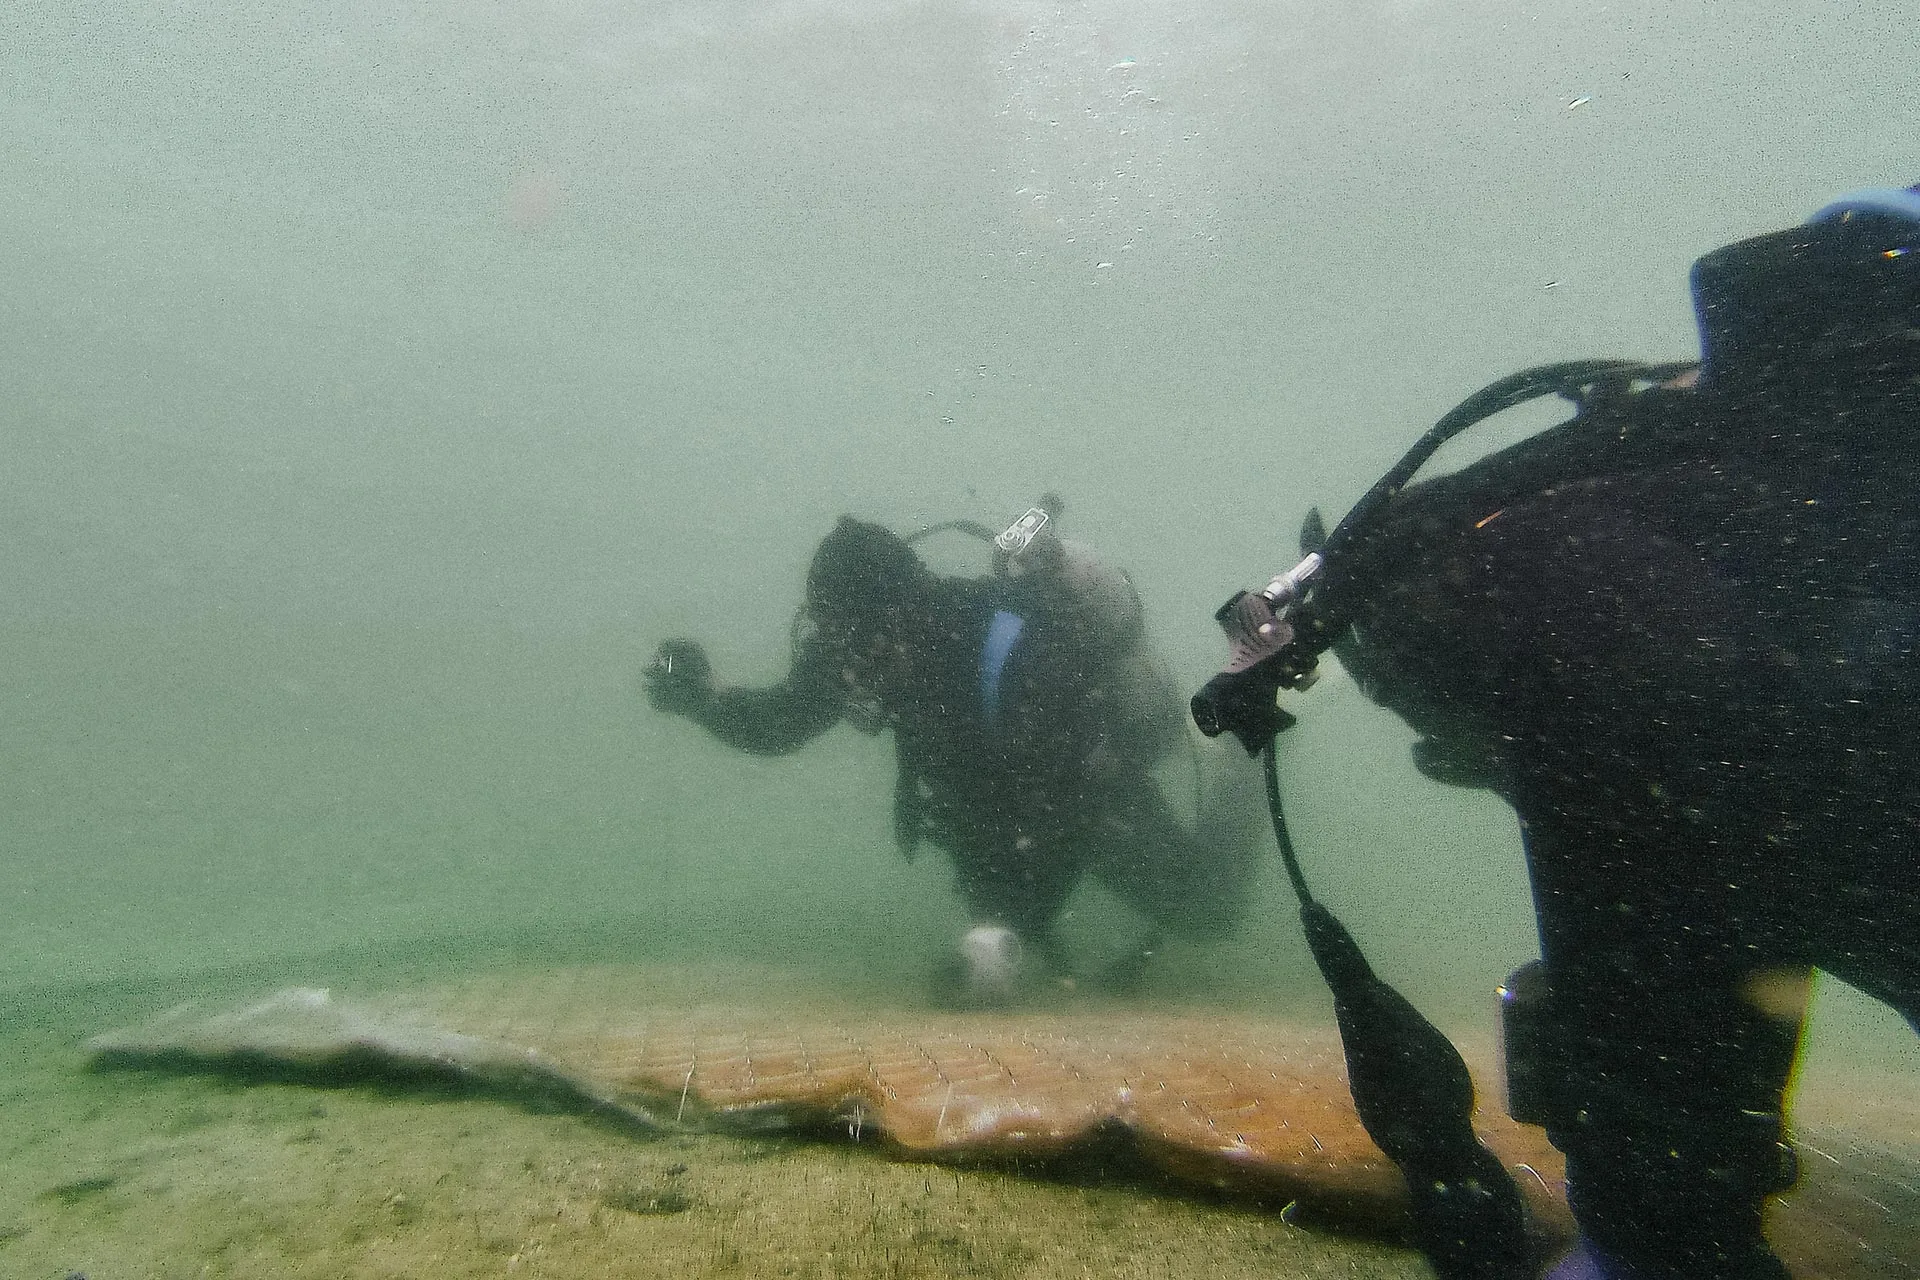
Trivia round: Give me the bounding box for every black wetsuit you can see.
[1328,366,1920,1276]
[684,571,1249,945]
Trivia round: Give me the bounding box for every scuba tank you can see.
[910,496,1158,702]
[988,499,1186,768]
[990,499,1147,643]
[907,496,1189,790]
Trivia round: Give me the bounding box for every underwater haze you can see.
[5,0,1919,1181]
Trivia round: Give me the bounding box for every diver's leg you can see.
[1525,832,1804,1278]
[1090,925,1165,996]
[944,831,1083,940]
[931,832,1084,1004]
[1087,766,1259,942]
[1547,975,1801,1279]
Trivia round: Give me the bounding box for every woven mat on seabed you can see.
[90,964,1919,1276]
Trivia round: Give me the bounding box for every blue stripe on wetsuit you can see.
[980,609,1026,723]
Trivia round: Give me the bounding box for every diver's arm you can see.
[644,639,842,755]
[696,682,843,755]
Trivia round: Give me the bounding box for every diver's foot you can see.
[930,925,1027,1009]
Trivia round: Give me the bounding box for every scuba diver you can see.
[645,499,1260,1003]
[1192,186,1920,1279]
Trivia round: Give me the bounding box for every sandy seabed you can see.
[9,960,1915,1280]
[0,1013,1425,1280]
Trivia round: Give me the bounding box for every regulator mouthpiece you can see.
[1217,552,1322,674]
[1191,553,1324,752]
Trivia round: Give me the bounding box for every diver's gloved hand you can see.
[643,640,714,716]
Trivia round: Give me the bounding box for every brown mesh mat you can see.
[92,964,1920,1274]
[333,964,1568,1232]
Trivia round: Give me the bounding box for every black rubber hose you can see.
[1262,745,1538,1279]
[1315,359,1654,568]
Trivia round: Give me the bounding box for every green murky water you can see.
[4,1,1917,1274]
